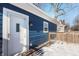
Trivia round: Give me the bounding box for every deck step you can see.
[31,49,44,56]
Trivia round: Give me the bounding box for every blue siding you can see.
[0,3,57,54]
[29,15,43,31]
[29,31,48,48]
[49,22,57,32]
[0,4,3,55]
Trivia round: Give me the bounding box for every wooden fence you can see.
[48,31,79,44]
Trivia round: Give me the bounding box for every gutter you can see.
[10,3,60,25]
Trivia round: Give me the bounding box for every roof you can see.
[11,3,60,25]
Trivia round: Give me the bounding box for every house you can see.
[0,3,58,56]
[57,20,66,32]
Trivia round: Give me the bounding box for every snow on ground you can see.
[41,41,79,56]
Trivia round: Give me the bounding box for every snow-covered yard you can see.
[15,41,79,56]
[39,41,79,56]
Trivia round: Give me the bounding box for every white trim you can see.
[43,21,49,33]
[2,8,29,56]
[29,3,51,18]
[29,4,60,25]
[11,3,59,25]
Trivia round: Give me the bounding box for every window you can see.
[16,23,20,32]
[44,27,48,31]
[43,21,48,33]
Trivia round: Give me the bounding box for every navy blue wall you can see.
[0,4,3,55]
[49,22,57,32]
[0,3,57,52]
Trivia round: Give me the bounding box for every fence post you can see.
[73,32,74,43]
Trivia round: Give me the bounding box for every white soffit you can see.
[11,3,59,25]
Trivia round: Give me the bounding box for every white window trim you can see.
[43,21,49,33]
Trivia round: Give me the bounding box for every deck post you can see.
[47,32,51,46]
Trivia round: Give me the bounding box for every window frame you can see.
[43,21,49,33]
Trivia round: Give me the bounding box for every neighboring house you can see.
[0,3,58,56]
[57,20,66,32]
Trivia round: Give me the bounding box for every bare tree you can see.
[51,3,79,19]
[74,15,79,25]
[51,3,65,19]
[71,15,79,31]
[33,3,79,19]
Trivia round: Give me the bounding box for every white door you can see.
[7,12,29,55]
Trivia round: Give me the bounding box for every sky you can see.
[37,3,79,26]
